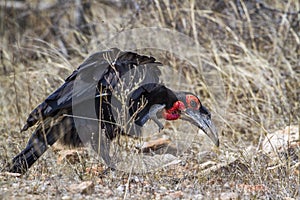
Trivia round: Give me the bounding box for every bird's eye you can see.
[190,100,197,108]
[186,95,200,109]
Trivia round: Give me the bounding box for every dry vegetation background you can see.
[0,0,299,199]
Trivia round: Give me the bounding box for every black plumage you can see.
[7,48,219,174]
[8,48,161,173]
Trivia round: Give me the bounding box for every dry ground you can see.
[0,0,299,199]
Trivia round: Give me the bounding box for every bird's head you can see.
[162,92,219,147]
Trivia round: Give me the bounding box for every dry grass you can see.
[0,0,299,199]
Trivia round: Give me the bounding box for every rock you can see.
[262,125,299,158]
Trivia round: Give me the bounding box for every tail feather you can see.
[9,139,48,174]
[8,116,74,174]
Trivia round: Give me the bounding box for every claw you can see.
[148,104,166,132]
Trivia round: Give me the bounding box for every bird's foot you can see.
[156,121,164,132]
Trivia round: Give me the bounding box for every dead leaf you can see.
[85,165,105,176]
[138,138,172,153]
[238,184,268,192]
[57,149,86,164]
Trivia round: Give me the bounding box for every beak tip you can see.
[183,109,219,147]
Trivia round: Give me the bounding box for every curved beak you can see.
[181,108,219,147]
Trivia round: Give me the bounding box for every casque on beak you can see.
[181,107,219,147]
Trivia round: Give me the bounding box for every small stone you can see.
[159,186,167,192]
[168,191,183,199]
[61,196,72,200]
[219,192,239,200]
[68,181,94,195]
[116,185,125,192]
[105,189,113,197]
[2,172,21,177]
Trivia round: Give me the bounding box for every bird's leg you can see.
[148,104,166,132]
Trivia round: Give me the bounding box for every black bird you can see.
[7,48,219,174]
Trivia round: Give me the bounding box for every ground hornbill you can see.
[7,48,219,174]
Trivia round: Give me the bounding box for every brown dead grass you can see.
[0,0,299,199]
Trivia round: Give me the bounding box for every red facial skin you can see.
[162,101,185,120]
[162,95,201,120]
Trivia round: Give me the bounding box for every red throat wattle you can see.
[162,101,185,120]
